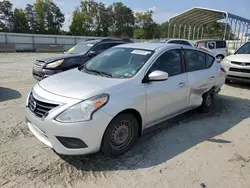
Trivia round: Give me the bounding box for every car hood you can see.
[38,69,128,99]
[37,53,84,62]
[226,54,250,62]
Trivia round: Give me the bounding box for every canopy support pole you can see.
[223,16,229,40]
[232,20,238,50]
[193,26,196,40]
[183,25,186,39]
[240,23,246,47]
[168,23,171,38]
[197,27,200,40]
[236,21,242,49]
[178,24,182,38]
[188,26,191,40]
[201,27,204,39]
[173,24,176,38]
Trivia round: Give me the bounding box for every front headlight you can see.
[55,94,109,123]
[221,58,230,65]
[46,59,64,68]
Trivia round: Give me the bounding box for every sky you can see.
[10,0,250,31]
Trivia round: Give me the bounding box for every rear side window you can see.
[206,54,215,68]
[216,41,226,48]
[108,42,124,48]
[185,50,206,72]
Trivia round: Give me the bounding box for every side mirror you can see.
[88,51,97,57]
[148,70,169,82]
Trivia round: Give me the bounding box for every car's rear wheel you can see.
[101,113,139,157]
[198,91,214,113]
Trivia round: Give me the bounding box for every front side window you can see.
[185,50,206,72]
[82,48,154,78]
[235,42,250,54]
[150,49,182,76]
[93,43,109,53]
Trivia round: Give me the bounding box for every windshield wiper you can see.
[85,68,113,78]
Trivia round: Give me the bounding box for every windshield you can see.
[235,42,250,54]
[82,47,154,78]
[66,41,96,54]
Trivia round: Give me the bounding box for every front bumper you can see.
[33,68,62,81]
[25,87,113,155]
[222,62,250,83]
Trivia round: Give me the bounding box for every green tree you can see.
[94,3,113,37]
[25,4,38,33]
[34,0,64,34]
[111,2,134,37]
[134,10,156,39]
[0,0,13,32]
[12,8,30,33]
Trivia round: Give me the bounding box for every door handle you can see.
[209,76,215,80]
[178,82,186,88]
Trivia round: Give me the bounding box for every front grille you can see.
[229,68,250,73]
[28,92,59,118]
[33,60,45,71]
[231,61,250,66]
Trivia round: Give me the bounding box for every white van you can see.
[195,40,227,61]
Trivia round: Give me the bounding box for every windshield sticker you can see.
[124,73,129,77]
[69,47,75,52]
[131,50,151,55]
[131,70,137,74]
[87,44,94,47]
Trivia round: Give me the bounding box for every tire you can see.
[101,113,139,157]
[216,55,224,62]
[198,91,214,113]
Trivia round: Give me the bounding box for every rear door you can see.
[184,49,216,107]
[145,49,190,127]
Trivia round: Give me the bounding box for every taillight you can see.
[221,67,226,73]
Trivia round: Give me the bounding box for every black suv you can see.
[32,38,133,80]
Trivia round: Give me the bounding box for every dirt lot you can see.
[0,53,250,188]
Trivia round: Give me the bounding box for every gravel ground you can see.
[1,53,250,188]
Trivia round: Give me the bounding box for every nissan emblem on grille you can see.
[30,101,36,111]
[241,62,246,66]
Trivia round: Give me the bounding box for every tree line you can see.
[0,0,233,39]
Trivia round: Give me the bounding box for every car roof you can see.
[114,42,166,50]
[114,42,194,51]
[196,39,226,42]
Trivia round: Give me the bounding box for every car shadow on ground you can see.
[59,94,250,172]
[0,87,22,102]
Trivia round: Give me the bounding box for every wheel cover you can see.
[110,120,133,151]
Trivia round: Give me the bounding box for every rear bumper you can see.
[33,68,62,81]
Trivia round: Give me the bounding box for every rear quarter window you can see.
[205,54,215,68]
[216,41,226,48]
[185,50,206,72]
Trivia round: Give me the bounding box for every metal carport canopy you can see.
[169,7,250,26]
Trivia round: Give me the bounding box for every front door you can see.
[144,49,189,127]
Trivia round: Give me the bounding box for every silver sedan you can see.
[26,43,225,157]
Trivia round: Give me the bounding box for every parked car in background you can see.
[26,43,225,157]
[148,38,194,47]
[221,42,250,83]
[32,38,133,81]
[195,40,227,61]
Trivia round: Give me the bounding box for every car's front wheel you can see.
[101,113,139,157]
[198,91,214,113]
